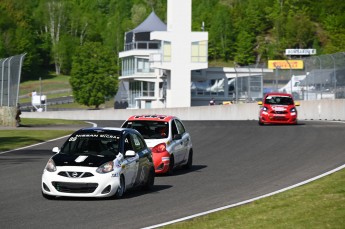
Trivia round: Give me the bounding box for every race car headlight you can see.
[262,106,269,111]
[96,161,114,174]
[152,143,167,153]
[45,158,56,172]
[290,107,297,113]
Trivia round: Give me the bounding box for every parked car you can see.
[122,115,193,175]
[258,93,300,125]
[41,127,154,199]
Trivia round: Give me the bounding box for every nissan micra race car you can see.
[258,93,300,125]
[41,127,154,199]
[122,115,193,175]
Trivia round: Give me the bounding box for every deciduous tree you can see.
[70,42,118,109]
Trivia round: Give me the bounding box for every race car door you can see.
[170,119,188,164]
[122,134,139,189]
[174,119,190,163]
[131,133,150,186]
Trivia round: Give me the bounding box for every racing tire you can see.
[42,191,55,200]
[115,175,125,199]
[183,150,193,170]
[143,167,155,191]
[258,120,264,126]
[167,155,175,176]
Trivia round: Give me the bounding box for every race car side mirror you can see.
[125,150,136,157]
[295,102,300,106]
[257,101,263,105]
[52,147,60,154]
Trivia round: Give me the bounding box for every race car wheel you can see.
[183,150,193,170]
[115,175,125,199]
[167,155,175,175]
[258,120,264,126]
[42,191,55,200]
[143,167,155,191]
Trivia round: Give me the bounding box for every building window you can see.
[163,41,171,62]
[142,81,155,96]
[137,58,153,73]
[122,57,135,76]
[191,41,208,63]
[128,81,155,108]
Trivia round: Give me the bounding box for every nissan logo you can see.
[72,172,78,178]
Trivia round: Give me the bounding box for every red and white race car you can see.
[258,92,300,125]
[122,115,193,175]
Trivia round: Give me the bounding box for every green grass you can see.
[163,170,345,229]
[20,74,71,96]
[0,118,86,151]
[0,130,73,151]
[21,118,86,126]
[19,73,114,109]
[208,60,235,67]
[19,92,72,103]
[47,98,115,109]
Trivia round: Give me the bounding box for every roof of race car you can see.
[126,115,175,122]
[74,127,138,133]
[265,92,293,97]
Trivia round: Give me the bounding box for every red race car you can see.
[258,93,300,125]
[122,115,193,175]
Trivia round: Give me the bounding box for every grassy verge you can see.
[19,92,72,103]
[0,130,73,152]
[47,98,114,109]
[163,170,345,229]
[20,118,86,126]
[19,74,71,97]
[0,118,87,152]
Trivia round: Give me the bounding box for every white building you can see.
[116,0,272,109]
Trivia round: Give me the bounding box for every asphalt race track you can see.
[1,120,345,229]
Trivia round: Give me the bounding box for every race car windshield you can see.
[60,133,120,157]
[265,96,294,105]
[123,121,169,139]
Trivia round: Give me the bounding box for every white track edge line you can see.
[0,135,70,155]
[143,163,345,229]
[0,121,98,155]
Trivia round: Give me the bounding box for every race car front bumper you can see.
[41,166,120,198]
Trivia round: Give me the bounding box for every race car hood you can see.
[52,154,115,167]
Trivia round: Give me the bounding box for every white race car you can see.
[41,127,155,199]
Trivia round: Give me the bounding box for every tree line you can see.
[0,0,344,80]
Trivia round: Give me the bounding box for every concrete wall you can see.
[20,99,345,121]
[0,107,17,127]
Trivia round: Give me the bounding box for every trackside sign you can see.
[268,60,304,69]
[285,49,316,55]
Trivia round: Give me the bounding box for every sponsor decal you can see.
[273,106,286,111]
[285,49,316,55]
[268,60,304,69]
[162,157,170,162]
[70,134,120,140]
[69,137,77,141]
